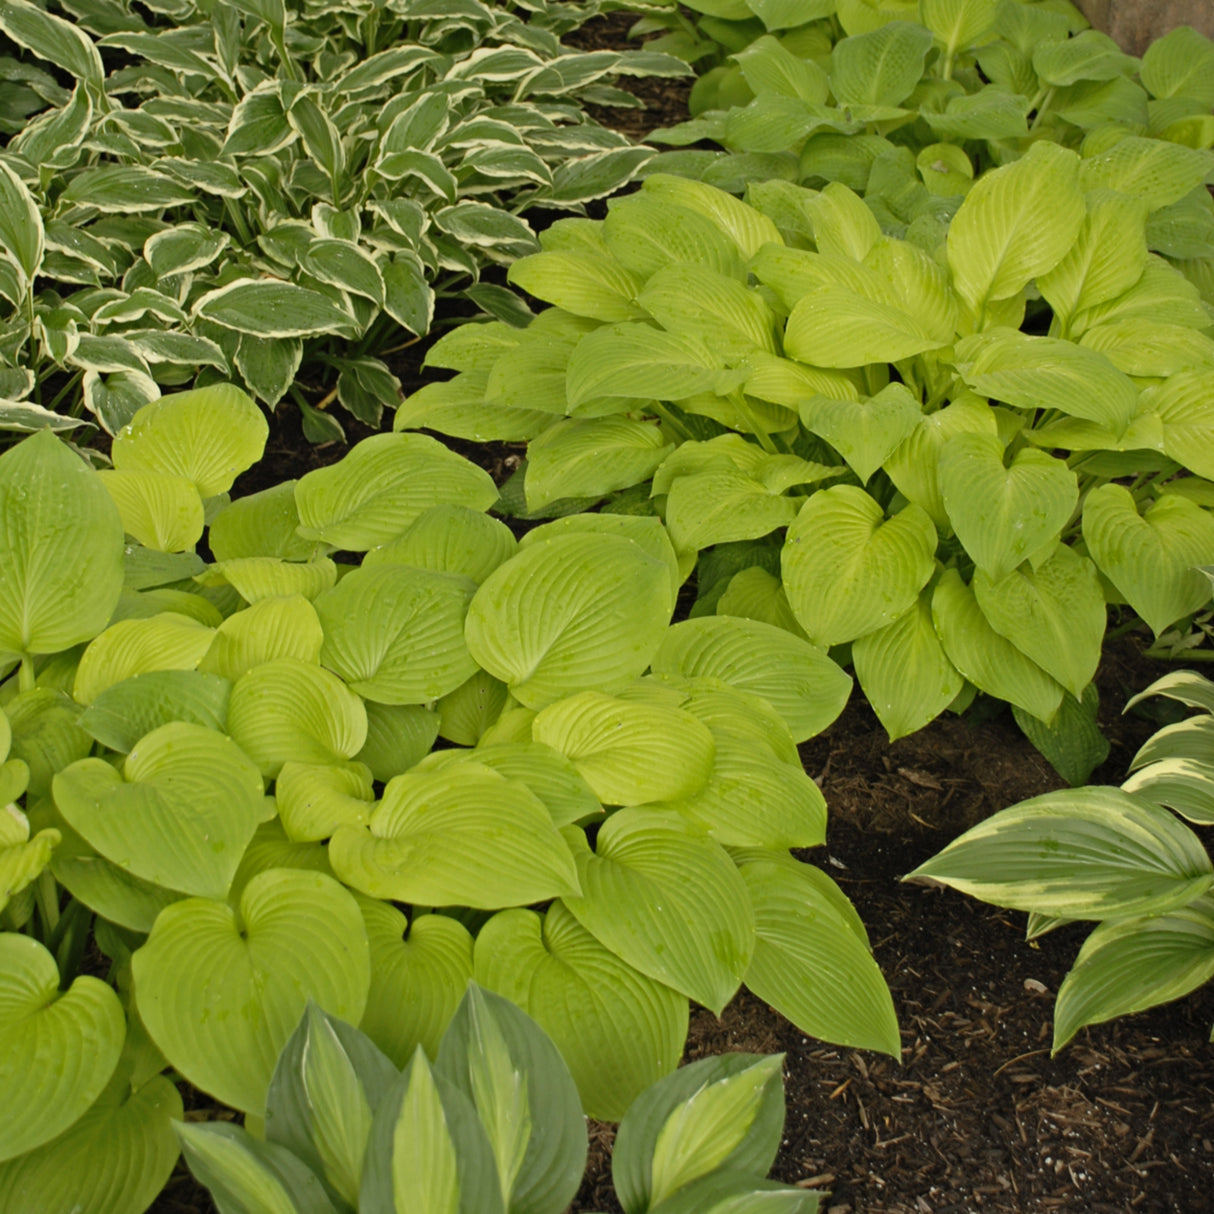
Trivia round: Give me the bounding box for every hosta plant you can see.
[400,158,1214,770]
[0,384,895,1213]
[178,986,820,1214]
[907,668,1214,1051]
[0,0,688,441]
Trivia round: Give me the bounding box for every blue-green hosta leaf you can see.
[210,557,338,605]
[507,250,646,323]
[938,432,1078,581]
[276,761,375,843]
[800,383,922,485]
[0,933,124,1162]
[475,903,688,1120]
[1078,137,1214,212]
[78,670,230,753]
[1053,892,1214,1051]
[437,984,587,1214]
[133,868,371,1116]
[466,532,674,709]
[1140,25,1214,106]
[947,141,1085,314]
[907,787,1214,920]
[0,430,124,661]
[111,383,268,499]
[53,722,263,900]
[972,545,1107,701]
[209,482,316,563]
[1013,683,1109,788]
[329,765,579,908]
[532,691,715,806]
[362,504,516,585]
[736,850,900,1056]
[295,433,497,551]
[830,19,934,108]
[227,658,367,780]
[72,613,215,705]
[931,568,1065,723]
[97,470,205,555]
[358,899,473,1066]
[1083,484,1214,637]
[193,279,358,340]
[315,565,477,705]
[356,702,440,785]
[562,809,754,1014]
[783,486,937,647]
[853,591,964,742]
[199,594,324,682]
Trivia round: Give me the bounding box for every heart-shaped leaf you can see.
[73,614,215,705]
[199,595,324,682]
[208,481,315,563]
[276,761,375,843]
[79,671,230,753]
[361,503,516,585]
[356,702,441,784]
[800,383,922,485]
[98,469,205,554]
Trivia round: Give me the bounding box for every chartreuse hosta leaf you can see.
[906,787,1214,920]
[562,809,754,1014]
[295,433,498,551]
[782,486,937,648]
[531,691,715,806]
[1078,138,1214,212]
[7,688,91,799]
[734,850,901,1057]
[209,482,317,563]
[212,557,338,604]
[653,616,851,743]
[134,868,370,1117]
[603,192,744,284]
[0,429,124,664]
[53,721,263,900]
[1082,485,1214,637]
[438,984,586,1214]
[97,470,205,554]
[315,565,477,705]
[199,594,324,682]
[466,532,674,709]
[276,761,375,843]
[475,903,689,1120]
[436,670,510,747]
[800,383,922,486]
[937,432,1078,581]
[329,765,579,908]
[72,614,215,705]
[356,702,441,784]
[0,933,125,1161]
[507,247,647,323]
[358,898,473,1066]
[0,801,56,917]
[111,384,267,499]
[1052,892,1214,1053]
[362,503,517,584]
[227,658,367,779]
[613,1051,785,1214]
[78,671,229,754]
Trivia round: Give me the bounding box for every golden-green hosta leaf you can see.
[783,486,937,647]
[638,264,778,358]
[1140,25,1214,106]
[78,670,229,754]
[211,557,338,604]
[830,18,933,108]
[98,469,205,554]
[716,566,808,640]
[356,702,440,784]
[1141,368,1214,480]
[507,250,646,322]
[800,383,922,485]
[920,0,999,57]
[641,174,783,261]
[207,481,315,562]
[0,933,125,1162]
[663,467,801,554]
[73,613,215,705]
[474,903,688,1120]
[276,760,375,842]
[783,286,946,367]
[329,765,579,908]
[0,805,56,915]
[1078,137,1214,211]
[1082,484,1214,636]
[199,594,323,682]
[132,868,371,1116]
[362,504,516,585]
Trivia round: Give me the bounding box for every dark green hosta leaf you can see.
[0,430,124,663]
[737,850,900,1057]
[0,934,124,1162]
[134,868,371,1117]
[562,809,754,1015]
[1053,892,1214,1052]
[0,2,103,94]
[830,20,934,108]
[1082,484,1214,637]
[329,765,579,908]
[1013,683,1109,788]
[782,486,937,648]
[0,160,43,290]
[1078,137,1214,212]
[79,670,230,752]
[475,903,689,1121]
[907,787,1214,920]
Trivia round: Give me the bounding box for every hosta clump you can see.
[0,387,894,1213]
[0,0,688,441]
[908,669,1214,1051]
[179,988,820,1214]
[400,154,1214,770]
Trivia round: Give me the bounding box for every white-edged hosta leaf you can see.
[52,722,263,899]
[83,371,161,437]
[972,544,1106,701]
[133,869,371,1116]
[59,166,195,213]
[98,470,205,554]
[906,787,1214,919]
[111,383,268,499]
[0,430,124,661]
[0,933,124,1162]
[465,532,674,709]
[227,658,367,779]
[295,433,497,550]
[532,691,715,806]
[736,851,901,1056]
[474,903,688,1121]
[800,383,922,485]
[782,486,937,647]
[276,760,374,843]
[0,2,103,93]
[0,160,43,289]
[78,670,230,754]
[1122,758,1214,826]
[328,765,579,908]
[72,613,215,705]
[562,809,754,1014]
[363,504,516,585]
[198,594,324,682]
[193,279,358,339]
[315,565,477,704]
[144,224,230,278]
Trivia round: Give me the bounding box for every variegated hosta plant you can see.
[179,988,821,1214]
[908,669,1214,1052]
[399,156,1214,772]
[0,384,896,1214]
[0,0,688,442]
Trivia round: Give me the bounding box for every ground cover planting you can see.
[1,2,1213,1212]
